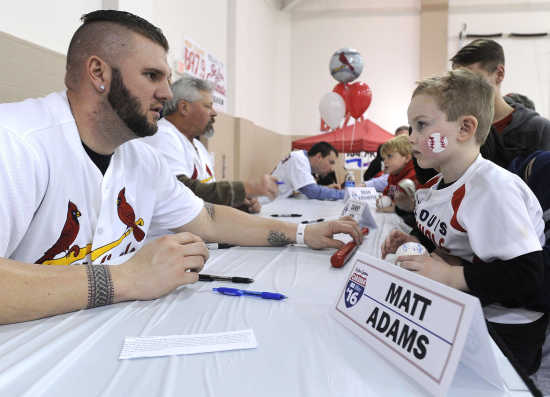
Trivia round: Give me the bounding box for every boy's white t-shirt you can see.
[271,150,316,197]
[415,155,544,324]
[0,92,204,265]
[143,118,215,183]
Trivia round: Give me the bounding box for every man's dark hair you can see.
[450,39,504,72]
[308,141,338,157]
[66,10,169,88]
[394,125,409,134]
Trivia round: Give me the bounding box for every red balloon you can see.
[348,82,372,119]
[332,82,350,112]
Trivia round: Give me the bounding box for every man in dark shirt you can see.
[450,39,550,168]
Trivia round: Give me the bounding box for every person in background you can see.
[376,135,417,214]
[363,126,410,192]
[143,75,278,213]
[508,151,550,312]
[0,10,363,325]
[382,69,547,375]
[363,126,408,181]
[272,141,344,200]
[362,144,388,192]
[362,144,383,182]
[450,39,550,168]
[394,125,409,136]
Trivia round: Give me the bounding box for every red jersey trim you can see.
[450,184,467,232]
[418,175,441,190]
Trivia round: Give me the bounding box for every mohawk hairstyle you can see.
[65,10,168,88]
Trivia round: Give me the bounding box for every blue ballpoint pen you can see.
[212,287,287,300]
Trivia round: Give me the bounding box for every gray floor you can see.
[532,325,550,396]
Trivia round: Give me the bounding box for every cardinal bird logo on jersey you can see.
[117,188,145,242]
[36,201,81,264]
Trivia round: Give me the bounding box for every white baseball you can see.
[377,195,392,209]
[427,133,448,153]
[395,242,428,257]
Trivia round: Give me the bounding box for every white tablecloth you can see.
[0,198,531,396]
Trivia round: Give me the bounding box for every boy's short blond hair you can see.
[380,135,412,158]
[412,69,494,144]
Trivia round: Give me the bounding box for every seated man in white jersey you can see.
[381,70,547,375]
[0,10,362,325]
[143,75,278,213]
[272,141,344,200]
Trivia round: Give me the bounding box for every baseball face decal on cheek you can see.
[426,133,448,153]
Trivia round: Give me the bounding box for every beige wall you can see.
[420,0,449,79]
[203,115,293,183]
[234,118,292,181]
[0,32,66,102]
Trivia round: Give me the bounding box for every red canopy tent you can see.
[292,118,393,153]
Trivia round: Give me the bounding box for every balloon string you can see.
[350,120,356,153]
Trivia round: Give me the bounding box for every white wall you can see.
[153,0,228,73]
[232,0,292,134]
[290,5,420,135]
[0,0,102,54]
[448,0,550,119]
[155,0,291,135]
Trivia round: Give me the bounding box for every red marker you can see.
[330,228,369,268]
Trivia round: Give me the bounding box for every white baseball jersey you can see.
[143,118,215,183]
[0,92,204,266]
[415,155,544,324]
[271,150,316,198]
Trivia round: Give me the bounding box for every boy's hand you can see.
[376,203,396,213]
[394,191,415,212]
[432,248,462,266]
[397,252,468,290]
[381,229,418,258]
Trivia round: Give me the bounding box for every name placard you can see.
[344,186,378,203]
[334,253,505,396]
[341,199,377,229]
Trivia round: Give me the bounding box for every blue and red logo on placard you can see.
[345,271,367,308]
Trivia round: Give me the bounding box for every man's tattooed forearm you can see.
[205,203,215,220]
[267,231,292,246]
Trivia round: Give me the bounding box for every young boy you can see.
[381,69,547,375]
[376,135,417,214]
